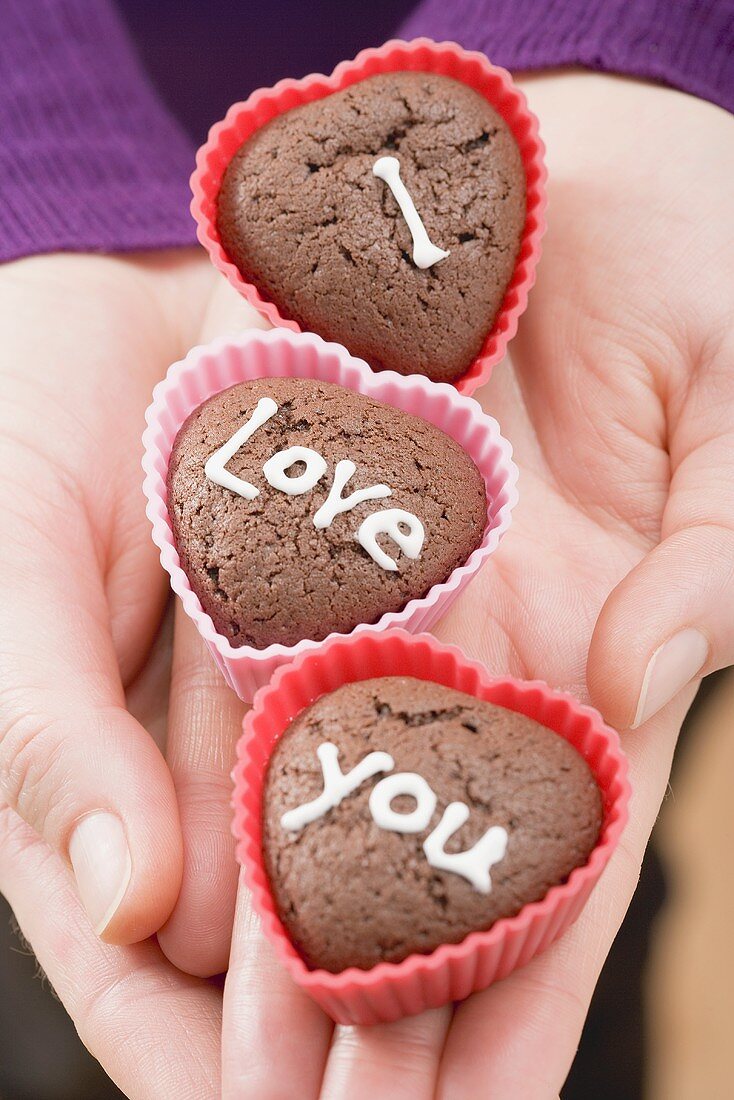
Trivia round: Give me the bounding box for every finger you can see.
[222,870,333,1100]
[0,495,183,944]
[125,597,174,754]
[156,251,271,976]
[0,802,221,1100]
[104,467,169,687]
[157,607,245,976]
[198,273,271,343]
[588,417,734,730]
[436,697,687,1099]
[319,1008,450,1100]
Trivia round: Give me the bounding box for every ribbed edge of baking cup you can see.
[232,629,630,1025]
[141,328,518,701]
[190,37,547,396]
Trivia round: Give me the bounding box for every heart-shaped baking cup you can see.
[232,630,630,1025]
[142,329,518,701]
[191,38,547,396]
[167,376,488,652]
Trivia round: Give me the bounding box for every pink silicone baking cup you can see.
[142,328,518,701]
[232,629,629,1026]
[191,37,547,396]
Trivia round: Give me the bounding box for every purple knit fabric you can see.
[401,0,734,111]
[1,0,732,264]
[0,0,195,259]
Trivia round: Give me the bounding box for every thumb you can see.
[588,434,734,729]
[0,503,183,944]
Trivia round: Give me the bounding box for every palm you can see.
[436,381,649,693]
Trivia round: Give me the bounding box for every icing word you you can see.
[281,742,508,893]
[373,156,450,270]
[204,397,425,571]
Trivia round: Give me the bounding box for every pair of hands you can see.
[1,73,732,1098]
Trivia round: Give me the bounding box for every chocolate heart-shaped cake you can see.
[167,378,487,649]
[217,72,526,384]
[263,676,603,973]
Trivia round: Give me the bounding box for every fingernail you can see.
[69,813,132,935]
[633,628,709,729]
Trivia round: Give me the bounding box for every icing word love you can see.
[373,156,450,270]
[204,397,425,572]
[281,742,508,894]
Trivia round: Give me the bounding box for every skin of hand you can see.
[0,70,732,1099]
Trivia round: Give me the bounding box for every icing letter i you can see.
[373,156,450,269]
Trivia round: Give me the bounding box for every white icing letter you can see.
[373,155,450,270]
[369,772,437,834]
[356,508,425,571]
[312,459,392,530]
[423,803,508,894]
[263,446,327,495]
[204,396,277,499]
[280,742,394,832]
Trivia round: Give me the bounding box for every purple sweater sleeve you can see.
[1,0,732,264]
[0,0,196,262]
[401,0,734,113]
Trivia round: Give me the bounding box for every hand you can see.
[0,247,266,1095]
[220,74,734,1097]
[0,647,222,1099]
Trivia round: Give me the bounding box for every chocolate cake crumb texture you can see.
[263,677,603,973]
[217,72,526,383]
[167,378,487,649]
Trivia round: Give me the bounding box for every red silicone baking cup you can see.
[142,328,518,702]
[191,37,547,396]
[232,629,629,1025]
